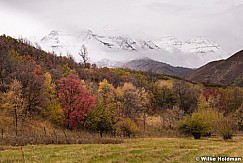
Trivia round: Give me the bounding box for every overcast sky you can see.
[0,0,243,54]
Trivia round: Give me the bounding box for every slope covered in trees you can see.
[0,35,242,144]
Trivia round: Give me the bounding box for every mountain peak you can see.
[183,36,220,54]
[186,36,217,45]
[41,30,60,42]
[87,29,94,34]
[80,29,97,41]
[49,30,59,36]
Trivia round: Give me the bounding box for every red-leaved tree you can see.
[57,73,95,129]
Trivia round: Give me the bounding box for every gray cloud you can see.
[0,0,242,54]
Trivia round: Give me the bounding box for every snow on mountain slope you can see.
[154,36,227,57]
[182,36,220,54]
[29,30,229,68]
[154,36,182,52]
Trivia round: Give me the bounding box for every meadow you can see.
[1,137,243,163]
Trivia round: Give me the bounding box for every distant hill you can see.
[187,50,243,87]
[123,58,193,77]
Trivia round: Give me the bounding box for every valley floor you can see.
[1,137,243,163]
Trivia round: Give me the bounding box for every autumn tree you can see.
[115,82,150,132]
[2,79,26,135]
[41,72,64,125]
[136,87,150,132]
[221,87,243,114]
[203,89,220,109]
[0,49,23,93]
[161,106,184,130]
[0,52,45,121]
[149,83,178,123]
[173,81,199,114]
[57,73,95,129]
[14,56,45,119]
[118,83,144,121]
[87,79,119,137]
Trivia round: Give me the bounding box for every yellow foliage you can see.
[41,72,64,125]
[122,82,136,91]
[98,79,115,104]
[114,118,140,137]
[43,72,56,100]
[158,80,173,89]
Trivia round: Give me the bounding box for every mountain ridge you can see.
[28,29,229,68]
[122,57,193,77]
[187,50,243,87]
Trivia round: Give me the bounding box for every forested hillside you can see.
[0,35,242,145]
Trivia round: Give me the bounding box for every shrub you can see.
[178,107,220,139]
[214,115,236,140]
[178,114,210,139]
[114,118,140,137]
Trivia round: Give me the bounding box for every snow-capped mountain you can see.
[29,29,229,68]
[155,36,182,52]
[154,36,221,55]
[182,36,220,54]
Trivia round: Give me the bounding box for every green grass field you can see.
[1,137,243,163]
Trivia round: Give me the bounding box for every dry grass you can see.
[1,137,243,163]
[0,113,122,146]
